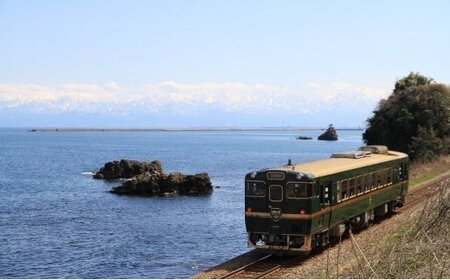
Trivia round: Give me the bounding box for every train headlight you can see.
[249,172,257,179]
[296,173,304,180]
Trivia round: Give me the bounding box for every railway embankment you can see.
[193,157,450,279]
[270,176,450,279]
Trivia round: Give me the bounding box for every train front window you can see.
[245,181,266,197]
[269,185,283,202]
[286,183,311,198]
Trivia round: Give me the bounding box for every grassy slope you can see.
[370,181,450,278]
[409,155,450,188]
[349,156,450,278]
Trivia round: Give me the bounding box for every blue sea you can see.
[0,128,363,278]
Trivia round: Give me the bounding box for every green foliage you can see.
[363,72,450,161]
[409,126,442,161]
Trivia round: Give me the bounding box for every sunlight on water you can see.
[0,129,363,278]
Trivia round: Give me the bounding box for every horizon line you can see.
[25,126,365,132]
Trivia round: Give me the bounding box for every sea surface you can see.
[0,128,363,278]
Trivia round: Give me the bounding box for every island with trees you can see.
[318,124,338,141]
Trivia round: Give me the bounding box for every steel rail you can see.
[220,254,281,279]
[400,175,449,211]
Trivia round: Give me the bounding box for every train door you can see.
[319,181,332,229]
[267,184,284,234]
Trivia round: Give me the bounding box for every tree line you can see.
[363,72,450,161]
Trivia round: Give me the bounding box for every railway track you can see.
[401,175,449,211]
[219,254,283,279]
[218,176,448,279]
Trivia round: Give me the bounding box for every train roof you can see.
[271,150,408,178]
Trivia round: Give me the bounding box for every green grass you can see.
[409,169,450,189]
[408,156,450,189]
[381,220,413,244]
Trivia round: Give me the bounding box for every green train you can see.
[245,145,408,254]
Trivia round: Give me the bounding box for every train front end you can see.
[244,168,317,254]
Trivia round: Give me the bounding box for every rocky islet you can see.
[93,159,213,196]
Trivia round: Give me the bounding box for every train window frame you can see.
[386,168,392,185]
[312,183,319,197]
[378,169,385,187]
[333,167,399,203]
[340,179,349,201]
[371,173,377,190]
[269,185,283,202]
[356,175,363,195]
[245,180,266,198]
[364,173,371,193]
[336,181,341,202]
[349,177,356,197]
[286,182,314,199]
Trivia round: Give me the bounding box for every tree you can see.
[362,72,450,161]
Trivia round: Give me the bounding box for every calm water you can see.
[0,129,363,278]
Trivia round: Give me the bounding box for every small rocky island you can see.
[318,124,338,141]
[93,159,213,196]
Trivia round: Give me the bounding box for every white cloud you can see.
[0,81,391,115]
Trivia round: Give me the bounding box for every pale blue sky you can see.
[0,0,449,127]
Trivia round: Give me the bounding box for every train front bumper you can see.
[248,233,312,254]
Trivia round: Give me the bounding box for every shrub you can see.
[363,72,450,161]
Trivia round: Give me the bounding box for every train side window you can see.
[245,181,266,197]
[349,178,356,197]
[377,170,384,187]
[386,168,392,184]
[356,176,363,195]
[336,181,341,202]
[341,180,348,200]
[371,173,377,189]
[312,183,319,197]
[364,174,371,192]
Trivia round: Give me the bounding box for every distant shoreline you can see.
[28,127,364,132]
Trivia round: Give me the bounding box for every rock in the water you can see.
[318,124,338,141]
[94,159,213,196]
[109,171,213,196]
[109,172,160,195]
[181,173,212,195]
[93,159,162,180]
